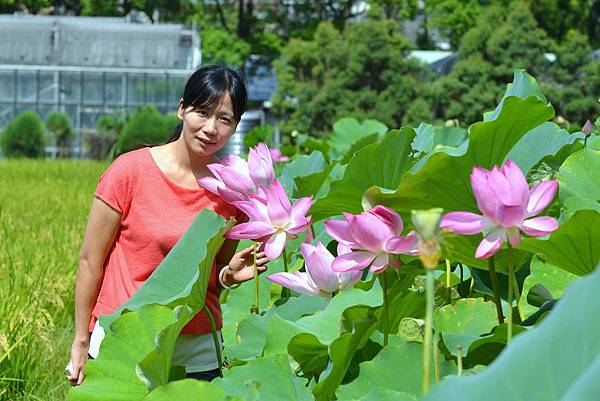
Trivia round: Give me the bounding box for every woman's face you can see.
[177,93,237,156]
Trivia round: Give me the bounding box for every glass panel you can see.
[63,105,79,131]
[126,74,145,105]
[61,72,81,104]
[39,71,58,103]
[80,106,104,129]
[37,105,58,122]
[105,73,125,105]
[168,75,186,105]
[0,103,15,128]
[0,70,15,102]
[82,72,103,105]
[17,71,37,102]
[146,74,169,107]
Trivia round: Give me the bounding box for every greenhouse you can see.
[0,14,200,156]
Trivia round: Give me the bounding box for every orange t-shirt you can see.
[90,147,239,334]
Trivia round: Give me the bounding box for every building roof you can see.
[0,14,200,70]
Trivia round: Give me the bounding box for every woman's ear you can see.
[177,99,184,121]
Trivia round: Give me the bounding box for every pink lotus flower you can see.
[267,242,361,297]
[325,205,418,273]
[440,160,559,259]
[225,179,313,260]
[269,148,289,163]
[197,143,275,203]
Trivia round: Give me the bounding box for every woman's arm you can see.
[68,197,121,385]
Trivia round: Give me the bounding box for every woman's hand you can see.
[223,245,269,285]
[67,339,89,385]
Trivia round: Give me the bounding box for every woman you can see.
[67,65,268,385]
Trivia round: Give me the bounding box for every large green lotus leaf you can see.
[336,342,454,400]
[221,270,273,357]
[288,333,330,376]
[273,294,328,321]
[558,353,600,401]
[364,79,554,215]
[558,149,600,216]
[143,379,226,401]
[507,122,581,175]
[313,305,379,401]
[229,292,329,361]
[423,260,600,401]
[100,210,231,329]
[137,305,194,389]
[434,298,498,357]
[342,388,418,401]
[330,117,388,156]
[69,304,192,401]
[294,162,346,199]
[520,210,600,276]
[340,133,381,164]
[310,128,418,222]
[280,151,327,194]
[222,313,269,361]
[463,323,526,367]
[484,69,547,122]
[519,257,577,318]
[412,123,467,155]
[214,354,313,401]
[263,285,382,355]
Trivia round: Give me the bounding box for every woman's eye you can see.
[196,110,209,117]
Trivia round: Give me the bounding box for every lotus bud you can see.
[411,208,443,269]
[582,119,593,137]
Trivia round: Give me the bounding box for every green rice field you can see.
[0,160,108,401]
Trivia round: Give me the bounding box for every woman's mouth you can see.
[196,137,217,145]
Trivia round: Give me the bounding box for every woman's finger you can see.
[256,257,269,265]
[240,245,254,254]
[257,265,268,273]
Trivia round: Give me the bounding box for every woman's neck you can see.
[170,137,215,174]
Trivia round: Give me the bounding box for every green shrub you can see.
[1,110,46,158]
[87,113,126,160]
[45,111,74,158]
[113,106,174,157]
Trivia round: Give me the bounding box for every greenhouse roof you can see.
[0,14,200,70]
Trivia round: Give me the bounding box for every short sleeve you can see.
[95,154,136,216]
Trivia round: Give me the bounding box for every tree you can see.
[1,111,46,158]
[45,111,74,158]
[113,106,173,156]
[433,1,554,125]
[273,20,433,136]
[546,30,600,127]
[426,0,484,49]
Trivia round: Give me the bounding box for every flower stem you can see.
[445,259,452,305]
[433,331,440,383]
[281,246,290,299]
[423,268,434,396]
[456,345,463,377]
[507,244,514,343]
[250,242,259,314]
[487,257,505,324]
[512,271,524,322]
[381,271,389,347]
[202,305,223,378]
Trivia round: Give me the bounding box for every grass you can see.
[0,159,107,401]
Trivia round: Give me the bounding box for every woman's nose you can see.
[203,117,218,135]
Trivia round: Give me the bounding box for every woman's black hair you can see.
[165,65,248,144]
